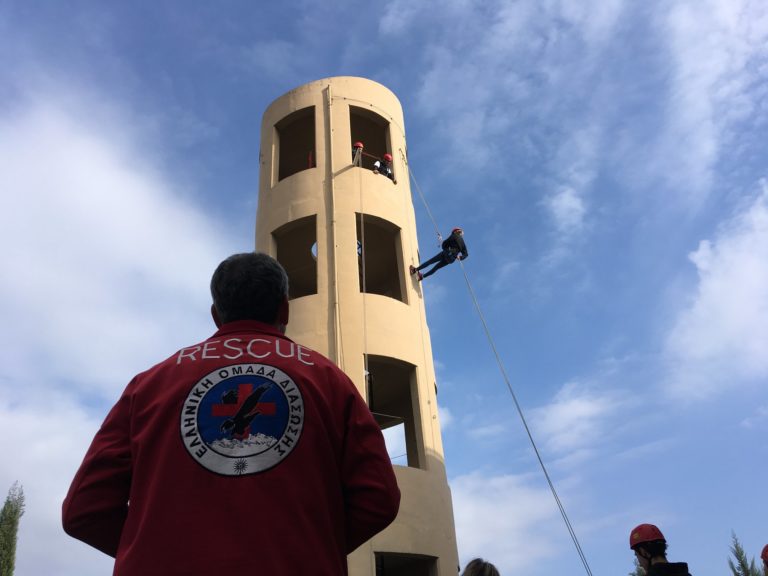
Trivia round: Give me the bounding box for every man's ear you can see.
[211,304,222,328]
[277,296,289,327]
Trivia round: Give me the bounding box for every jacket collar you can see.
[212,320,288,340]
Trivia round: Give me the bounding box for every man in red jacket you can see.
[63,252,401,575]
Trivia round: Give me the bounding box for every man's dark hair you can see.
[636,540,668,559]
[461,558,500,576]
[210,252,289,324]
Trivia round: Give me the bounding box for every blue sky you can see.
[1,2,766,575]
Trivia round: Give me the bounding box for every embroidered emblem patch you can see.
[180,363,304,476]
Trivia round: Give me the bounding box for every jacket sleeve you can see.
[339,375,401,553]
[457,236,468,259]
[62,384,134,557]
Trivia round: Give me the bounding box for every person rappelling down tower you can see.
[410,227,468,281]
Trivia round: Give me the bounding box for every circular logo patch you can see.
[180,363,304,476]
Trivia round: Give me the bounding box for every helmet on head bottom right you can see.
[630,524,666,549]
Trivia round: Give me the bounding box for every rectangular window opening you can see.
[276,106,316,181]
[374,552,438,576]
[350,105,391,172]
[273,215,317,299]
[356,214,405,303]
[366,355,422,469]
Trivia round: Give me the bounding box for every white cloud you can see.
[545,186,586,236]
[467,423,506,440]
[741,405,768,429]
[439,404,454,430]
[241,40,304,82]
[490,259,521,295]
[379,0,423,36]
[552,0,626,46]
[0,97,238,399]
[412,0,623,171]
[665,181,768,398]
[451,471,559,573]
[423,280,449,307]
[615,438,677,461]
[658,0,768,201]
[0,90,241,575]
[0,392,114,576]
[531,381,619,454]
[539,124,600,265]
[402,0,767,220]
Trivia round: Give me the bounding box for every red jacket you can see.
[63,320,400,575]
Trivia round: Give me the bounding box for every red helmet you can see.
[383,153,393,162]
[630,524,665,549]
[353,141,364,149]
[761,544,768,562]
[452,227,463,234]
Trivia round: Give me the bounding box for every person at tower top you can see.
[629,523,692,576]
[352,141,364,164]
[62,252,401,576]
[373,153,396,183]
[410,227,468,281]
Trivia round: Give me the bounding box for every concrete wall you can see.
[256,76,459,576]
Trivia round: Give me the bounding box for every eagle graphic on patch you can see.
[180,363,304,476]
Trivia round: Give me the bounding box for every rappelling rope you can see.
[407,161,594,576]
[457,260,594,576]
[398,148,443,456]
[400,149,443,245]
[357,153,370,392]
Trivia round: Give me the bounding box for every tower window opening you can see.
[356,214,405,303]
[275,106,316,182]
[365,355,423,469]
[374,552,437,576]
[272,216,317,299]
[350,105,391,172]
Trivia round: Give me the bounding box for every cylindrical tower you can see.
[256,77,459,576]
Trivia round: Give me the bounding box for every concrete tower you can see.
[256,77,459,576]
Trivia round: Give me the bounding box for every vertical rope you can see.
[457,259,593,576]
[406,155,594,576]
[399,149,443,246]
[325,85,344,369]
[399,147,441,464]
[358,158,370,393]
